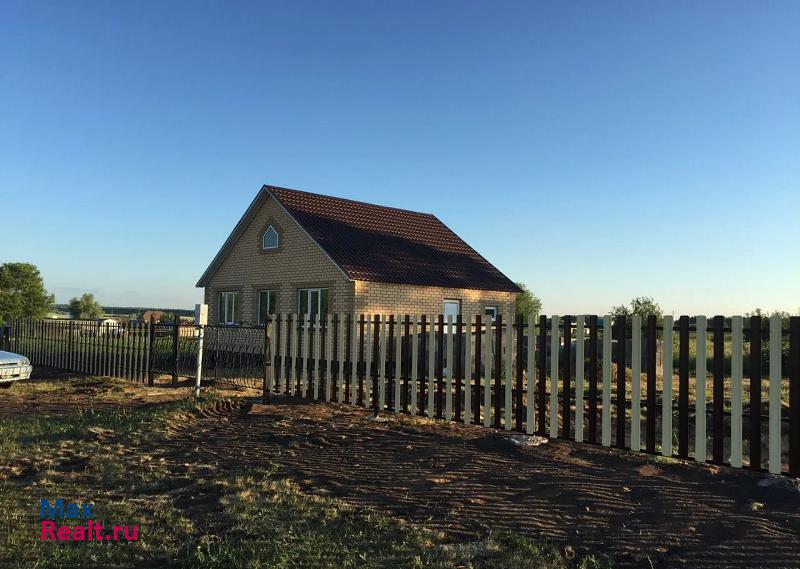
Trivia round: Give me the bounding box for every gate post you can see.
[194,304,207,397]
[147,315,155,386]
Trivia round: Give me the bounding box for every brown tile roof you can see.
[269,186,520,293]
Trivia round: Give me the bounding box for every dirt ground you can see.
[3,370,799,568]
[164,398,800,568]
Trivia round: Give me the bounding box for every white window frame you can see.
[262,225,279,250]
[484,306,498,320]
[257,289,276,325]
[443,299,460,322]
[218,291,240,325]
[297,288,329,321]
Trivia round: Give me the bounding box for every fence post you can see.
[262,318,270,404]
[193,304,208,396]
[148,315,155,386]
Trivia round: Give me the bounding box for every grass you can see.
[0,377,610,568]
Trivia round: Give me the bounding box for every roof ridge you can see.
[264,184,437,218]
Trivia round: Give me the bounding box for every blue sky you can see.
[2,1,798,315]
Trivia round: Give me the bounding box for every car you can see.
[0,351,33,388]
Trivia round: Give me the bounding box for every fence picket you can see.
[631,315,641,452]
[446,315,454,421]
[428,315,436,419]
[455,315,463,421]
[616,315,626,449]
[645,315,656,452]
[366,315,375,407]
[515,314,524,432]
[437,315,445,420]
[550,315,559,439]
[378,315,388,411]
[335,315,344,402]
[368,315,377,409]
[696,316,709,463]
[386,315,395,410]
[678,315,690,458]
[287,314,296,395]
[563,315,572,439]
[588,315,598,443]
[527,312,537,435]
[312,316,321,398]
[403,316,411,413]
[730,316,742,467]
[411,316,419,414]
[769,315,782,474]
[325,314,333,401]
[790,317,800,477]
[474,315,482,425]
[464,316,472,426]
[484,316,493,428]
[395,315,403,413]
[493,315,502,428]
[420,315,428,417]
[301,317,310,397]
[602,314,612,447]
[712,315,725,464]
[351,315,360,405]
[538,314,547,435]
[662,315,674,457]
[505,316,513,430]
[750,315,762,470]
[575,315,585,442]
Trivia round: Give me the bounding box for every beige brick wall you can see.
[202,194,355,324]
[353,281,518,321]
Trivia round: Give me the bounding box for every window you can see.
[262,225,279,250]
[218,291,240,325]
[484,306,497,320]
[443,299,460,322]
[258,290,276,325]
[297,288,329,320]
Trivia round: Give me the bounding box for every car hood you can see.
[0,351,26,365]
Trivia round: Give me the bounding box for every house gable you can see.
[197,187,350,288]
[199,190,354,323]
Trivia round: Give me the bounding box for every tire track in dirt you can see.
[163,396,800,568]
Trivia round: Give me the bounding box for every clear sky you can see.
[2,1,798,315]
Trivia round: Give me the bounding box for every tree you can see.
[610,296,663,323]
[515,282,542,318]
[68,293,104,320]
[0,262,54,323]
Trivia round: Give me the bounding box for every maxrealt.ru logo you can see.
[40,499,139,542]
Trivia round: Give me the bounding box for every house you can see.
[140,310,165,323]
[196,185,521,325]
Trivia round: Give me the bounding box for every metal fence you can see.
[1,319,271,387]
[4,313,799,478]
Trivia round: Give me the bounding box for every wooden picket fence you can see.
[264,313,799,478]
[5,314,799,478]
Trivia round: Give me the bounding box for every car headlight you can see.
[20,357,30,366]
